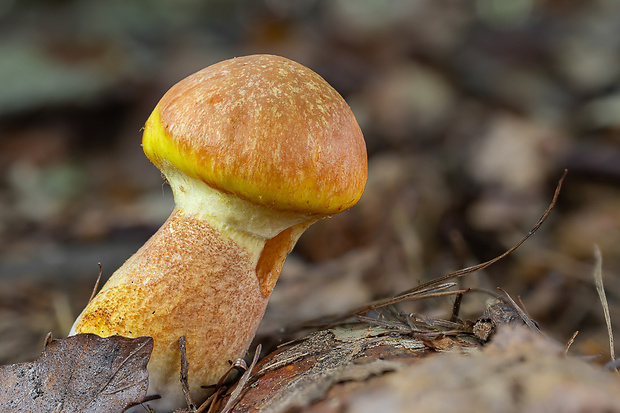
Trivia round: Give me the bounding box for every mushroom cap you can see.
[142,54,367,215]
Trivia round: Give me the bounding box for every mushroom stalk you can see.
[71,169,314,407]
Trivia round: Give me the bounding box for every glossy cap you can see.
[142,54,367,215]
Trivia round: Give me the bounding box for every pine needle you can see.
[497,288,541,334]
[564,331,579,356]
[87,263,103,305]
[592,245,617,373]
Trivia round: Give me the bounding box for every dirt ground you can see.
[1,0,620,397]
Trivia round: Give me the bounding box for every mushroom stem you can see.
[71,169,315,407]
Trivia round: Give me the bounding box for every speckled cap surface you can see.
[142,54,367,215]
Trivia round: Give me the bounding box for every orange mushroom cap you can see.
[142,54,367,215]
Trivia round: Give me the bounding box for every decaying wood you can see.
[219,325,473,412]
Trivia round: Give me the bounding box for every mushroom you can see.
[70,54,367,409]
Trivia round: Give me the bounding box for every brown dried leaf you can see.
[0,333,153,412]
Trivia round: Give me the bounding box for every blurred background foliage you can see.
[1,0,620,366]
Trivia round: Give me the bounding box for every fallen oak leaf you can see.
[0,333,153,412]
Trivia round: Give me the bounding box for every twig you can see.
[195,350,254,413]
[517,295,531,318]
[179,336,196,411]
[410,314,466,330]
[355,315,420,332]
[451,292,464,322]
[205,388,226,413]
[593,245,617,373]
[87,263,103,305]
[218,344,262,413]
[195,389,222,413]
[127,395,160,412]
[199,358,248,391]
[354,284,463,315]
[448,229,468,321]
[564,331,579,356]
[44,332,53,347]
